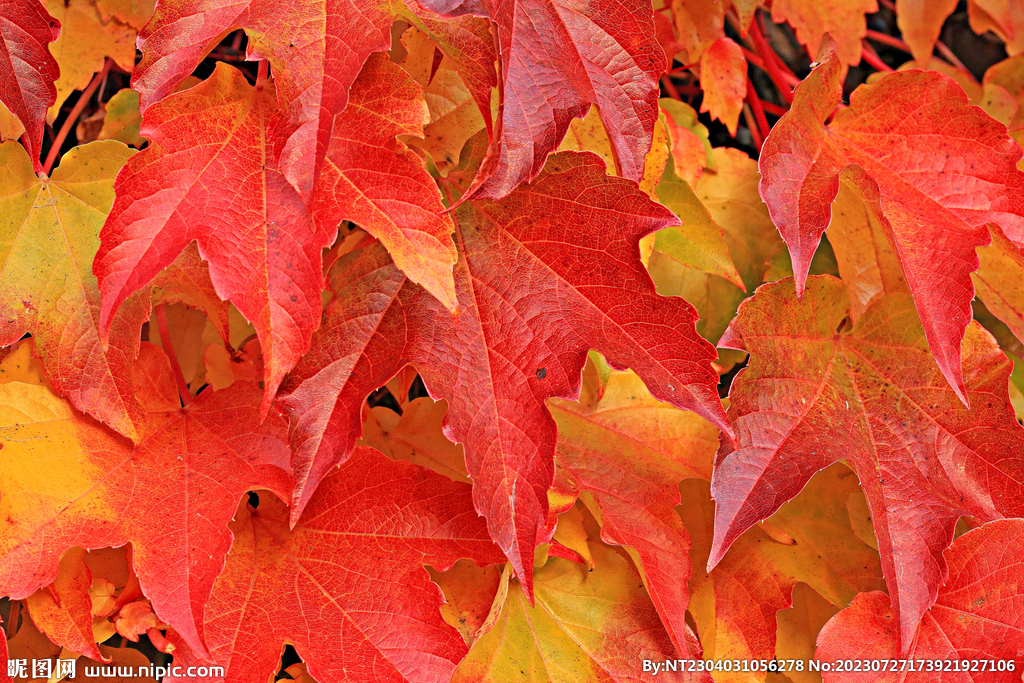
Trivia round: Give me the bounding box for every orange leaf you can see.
[771,0,878,66]
[549,359,718,656]
[895,0,958,66]
[682,465,884,679]
[0,343,293,658]
[23,548,104,661]
[699,37,747,137]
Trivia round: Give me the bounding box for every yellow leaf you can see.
[96,0,156,30]
[358,397,470,483]
[968,0,1024,56]
[647,148,785,370]
[452,541,677,683]
[44,0,138,119]
[826,180,908,321]
[429,559,505,646]
[203,339,262,391]
[771,0,877,67]
[681,464,885,682]
[558,107,618,175]
[148,302,222,390]
[97,89,145,147]
[1,101,26,143]
[661,98,715,184]
[418,59,486,174]
[973,224,1024,344]
[639,115,670,197]
[551,503,594,568]
[0,140,146,440]
[767,583,841,683]
[0,339,47,387]
[654,170,745,290]
[983,54,1024,168]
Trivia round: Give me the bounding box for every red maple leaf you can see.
[131,0,494,201]
[0,0,60,172]
[94,64,330,413]
[0,343,293,658]
[817,519,1024,679]
[710,275,1024,650]
[758,35,1024,403]
[416,0,667,199]
[312,53,458,311]
[165,447,505,683]
[280,152,729,596]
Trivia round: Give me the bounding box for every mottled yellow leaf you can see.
[681,464,884,682]
[44,0,137,119]
[452,541,680,683]
[0,140,146,439]
[973,224,1024,344]
[826,180,908,321]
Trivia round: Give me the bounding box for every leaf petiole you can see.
[155,304,193,407]
[41,58,112,176]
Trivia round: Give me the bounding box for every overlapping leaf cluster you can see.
[2,0,1024,680]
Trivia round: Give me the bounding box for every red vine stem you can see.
[759,100,788,117]
[745,78,771,149]
[256,59,269,87]
[861,41,895,72]
[739,47,801,89]
[741,103,763,151]
[748,18,795,103]
[869,3,969,73]
[5,601,19,638]
[755,12,799,80]
[935,39,970,73]
[41,58,112,176]
[155,304,193,407]
[864,29,912,53]
[661,74,683,101]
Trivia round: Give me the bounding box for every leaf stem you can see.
[256,59,269,88]
[759,100,788,117]
[741,103,763,151]
[745,78,771,149]
[864,29,912,54]
[861,41,894,72]
[5,601,19,638]
[155,304,193,407]
[755,12,800,81]
[660,74,683,101]
[749,17,795,103]
[41,58,112,176]
[935,39,970,73]
[739,46,800,90]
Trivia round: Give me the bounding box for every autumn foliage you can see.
[2,0,1024,681]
